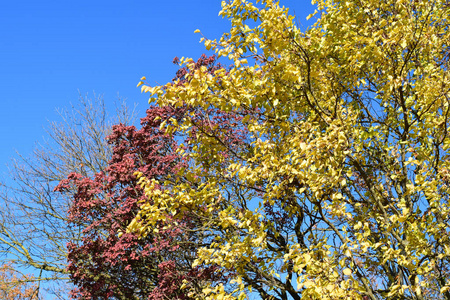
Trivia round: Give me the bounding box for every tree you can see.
[56,55,231,299]
[131,0,450,299]
[0,263,38,300]
[0,94,136,298]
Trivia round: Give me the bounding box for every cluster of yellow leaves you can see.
[131,0,449,299]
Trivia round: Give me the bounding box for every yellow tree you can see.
[132,0,450,299]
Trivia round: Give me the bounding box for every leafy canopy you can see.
[57,56,230,299]
[132,0,450,299]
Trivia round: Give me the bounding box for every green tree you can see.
[131,0,450,299]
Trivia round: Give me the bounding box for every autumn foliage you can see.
[132,0,450,299]
[0,264,37,300]
[60,0,450,299]
[56,55,232,299]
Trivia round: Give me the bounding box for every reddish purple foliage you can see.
[57,105,195,299]
[56,55,239,300]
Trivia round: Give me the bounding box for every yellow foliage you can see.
[132,0,450,299]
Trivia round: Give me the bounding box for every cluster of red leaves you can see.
[56,105,198,299]
[55,55,237,299]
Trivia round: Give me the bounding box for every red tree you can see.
[56,55,237,299]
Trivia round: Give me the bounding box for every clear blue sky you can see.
[0,0,314,173]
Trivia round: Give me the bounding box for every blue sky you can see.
[0,0,314,173]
